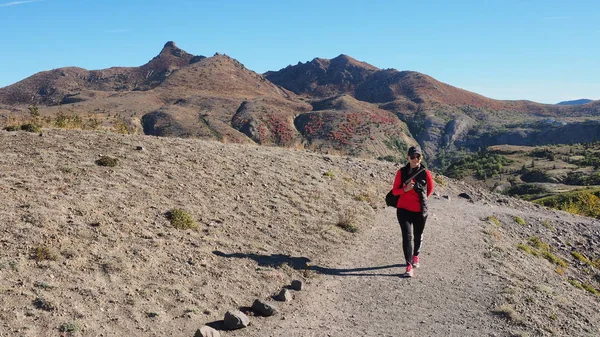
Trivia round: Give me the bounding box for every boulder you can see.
[223,310,250,330]
[194,326,221,337]
[251,299,278,316]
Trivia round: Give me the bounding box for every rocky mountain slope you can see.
[557,99,593,106]
[0,128,598,336]
[1,42,600,165]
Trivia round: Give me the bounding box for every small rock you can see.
[223,310,250,330]
[291,280,304,291]
[458,192,472,200]
[251,299,278,316]
[136,146,144,151]
[275,288,293,302]
[442,195,451,201]
[194,326,221,337]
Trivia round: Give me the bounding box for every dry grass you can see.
[493,304,523,324]
[514,216,527,226]
[95,156,119,167]
[336,210,358,233]
[31,246,58,262]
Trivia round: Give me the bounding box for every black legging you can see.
[396,208,427,265]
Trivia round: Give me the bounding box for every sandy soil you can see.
[0,129,598,337]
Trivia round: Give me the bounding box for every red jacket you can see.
[391,166,434,212]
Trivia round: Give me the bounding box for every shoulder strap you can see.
[403,167,425,185]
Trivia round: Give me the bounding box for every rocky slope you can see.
[1,42,600,165]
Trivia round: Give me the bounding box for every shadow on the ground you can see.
[213,250,404,277]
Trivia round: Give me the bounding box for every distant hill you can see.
[556,99,593,106]
[2,42,600,165]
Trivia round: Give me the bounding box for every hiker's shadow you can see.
[212,251,403,277]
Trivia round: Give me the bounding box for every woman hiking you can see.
[391,146,434,277]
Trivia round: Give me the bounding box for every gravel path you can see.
[230,197,518,337]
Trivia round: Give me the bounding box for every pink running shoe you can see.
[405,263,414,277]
[413,256,420,268]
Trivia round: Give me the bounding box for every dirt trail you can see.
[228,196,516,337]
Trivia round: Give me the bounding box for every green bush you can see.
[535,190,600,219]
[520,169,555,183]
[506,183,549,197]
[564,171,600,186]
[444,151,511,180]
[514,216,526,226]
[488,216,502,227]
[166,209,198,230]
[529,148,555,160]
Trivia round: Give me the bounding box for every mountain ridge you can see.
[1,42,599,165]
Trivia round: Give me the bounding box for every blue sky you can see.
[0,0,598,104]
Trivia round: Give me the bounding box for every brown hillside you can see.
[0,41,202,106]
[294,94,416,157]
[264,54,379,98]
[1,128,598,336]
[145,53,311,144]
[2,42,600,166]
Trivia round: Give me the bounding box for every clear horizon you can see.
[1,0,598,104]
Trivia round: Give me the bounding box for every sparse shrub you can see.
[505,183,549,198]
[571,251,590,265]
[571,251,599,269]
[376,155,398,163]
[34,281,54,290]
[493,304,523,323]
[28,105,40,118]
[95,156,118,167]
[568,279,584,289]
[59,321,80,333]
[514,216,526,226]
[528,236,550,251]
[384,135,408,154]
[54,111,69,128]
[3,125,20,131]
[112,117,133,134]
[555,267,565,276]
[488,216,502,227]
[354,193,370,202]
[433,175,446,186]
[582,283,599,295]
[166,209,198,230]
[541,219,554,231]
[31,246,58,261]
[323,170,335,179]
[20,123,41,133]
[542,251,568,267]
[535,189,600,218]
[33,297,55,311]
[84,116,102,130]
[336,210,358,233]
[517,243,538,256]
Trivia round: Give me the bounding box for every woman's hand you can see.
[403,181,415,192]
